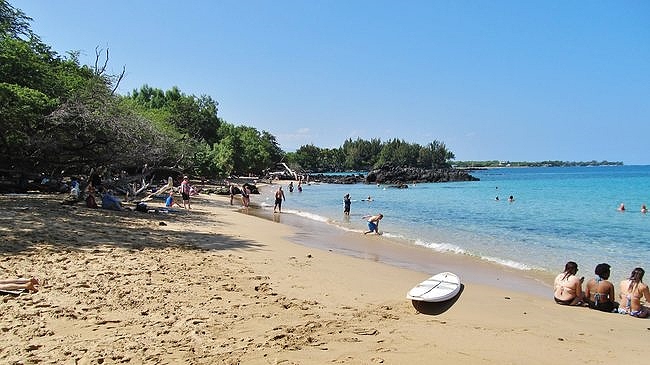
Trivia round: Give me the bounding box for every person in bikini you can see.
[553,261,585,306]
[584,263,618,312]
[618,267,650,318]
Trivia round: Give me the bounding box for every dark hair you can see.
[629,267,645,282]
[628,267,645,291]
[562,261,578,280]
[594,263,611,279]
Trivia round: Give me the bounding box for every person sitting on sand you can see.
[363,213,383,235]
[101,190,123,211]
[165,192,182,208]
[553,261,584,306]
[618,267,650,318]
[584,263,618,313]
[86,185,98,208]
[0,277,40,293]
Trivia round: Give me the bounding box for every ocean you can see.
[255,165,650,280]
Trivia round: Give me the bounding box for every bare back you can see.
[619,280,650,312]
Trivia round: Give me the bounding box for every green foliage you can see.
[1,0,464,183]
[293,138,456,172]
[0,82,57,169]
[128,85,221,145]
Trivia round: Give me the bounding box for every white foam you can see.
[480,256,535,271]
[414,239,467,255]
[285,209,330,223]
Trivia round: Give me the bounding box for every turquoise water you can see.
[257,166,650,277]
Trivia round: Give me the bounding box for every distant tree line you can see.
[453,160,623,168]
[285,138,455,173]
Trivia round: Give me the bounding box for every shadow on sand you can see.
[410,284,465,315]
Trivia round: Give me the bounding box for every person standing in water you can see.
[274,186,286,213]
[343,194,351,216]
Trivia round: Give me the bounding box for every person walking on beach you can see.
[274,186,286,213]
[363,213,383,235]
[229,183,236,205]
[618,267,650,318]
[241,185,251,208]
[180,176,192,210]
[343,194,351,215]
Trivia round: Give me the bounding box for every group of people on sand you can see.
[554,261,650,318]
[228,182,253,208]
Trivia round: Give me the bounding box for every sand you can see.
[1,192,649,365]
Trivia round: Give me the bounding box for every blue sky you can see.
[17,1,650,164]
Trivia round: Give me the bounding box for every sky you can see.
[16,1,650,164]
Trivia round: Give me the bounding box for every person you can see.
[641,204,647,214]
[180,176,192,210]
[584,263,618,313]
[165,192,182,208]
[70,178,80,198]
[241,185,251,208]
[297,181,303,192]
[101,190,123,211]
[85,185,98,208]
[363,213,384,235]
[274,186,286,213]
[288,181,294,193]
[0,277,40,293]
[618,267,650,318]
[618,203,626,211]
[229,183,236,205]
[553,261,584,306]
[362,196,373,202]
[508,195,515,202]
[343,194,351,215]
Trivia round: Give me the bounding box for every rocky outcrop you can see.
[365,166,479,184]
[308,167,478,185]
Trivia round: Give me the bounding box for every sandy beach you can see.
[1,192,649,365]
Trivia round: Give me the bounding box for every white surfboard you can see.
[406,272,461,302]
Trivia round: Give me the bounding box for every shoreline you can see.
[1,192,649,364]
[243,196,554,299]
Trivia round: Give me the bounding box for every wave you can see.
[284,209,331,223]
[480,256,536,271]
[413,238,467,255]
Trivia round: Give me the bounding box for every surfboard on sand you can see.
[406,272,461,302]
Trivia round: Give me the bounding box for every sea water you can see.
[257,166,650,278]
